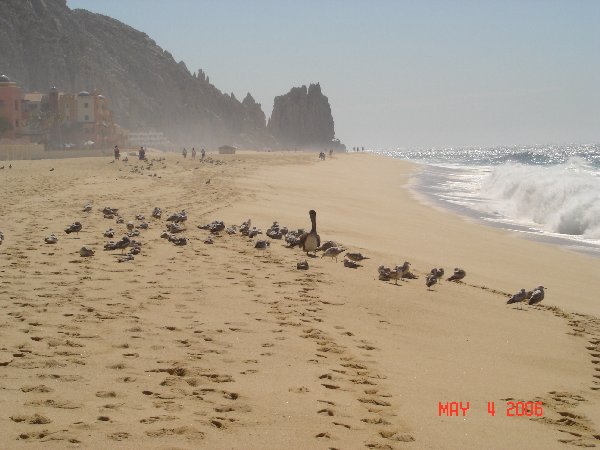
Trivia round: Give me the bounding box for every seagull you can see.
[343,258,361,269]
[397,261,411,280]
[345,252,369,262]
[528,286,546,306]
[126,221,135,231]
[0,230,4,245]
[316,240,339,252]
[83,203,92,212]
[44,234,58,244]
[79,246,94,257]
[321,246,345,262]
[297,260,309,270]
[64,221,82,235]
[151,207,162,219]
[430,268,444,284]
[447,268,466,282]
[294,210,320,256]
[426,274,438,290]
[507,288,528,309]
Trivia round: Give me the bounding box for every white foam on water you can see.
[479,158,600,240]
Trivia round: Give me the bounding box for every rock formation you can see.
[268,83,341,150]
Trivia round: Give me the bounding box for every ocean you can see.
[373,144,600,257]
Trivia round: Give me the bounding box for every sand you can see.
[0,151,599,449]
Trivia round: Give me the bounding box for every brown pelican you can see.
[345,252,369,262]
[507,288,528,309]
[296,210,320,256]
[528,286,546,306]
[447,268,466,282]
[322,246,345,262]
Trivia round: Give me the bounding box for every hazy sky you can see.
[67,0,599,149]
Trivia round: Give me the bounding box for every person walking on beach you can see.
[191,147,196,159]
[182,148,187,158]
[114,145,120,160]
[201,148,205,160]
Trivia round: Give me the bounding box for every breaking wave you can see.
[481,158,600,239]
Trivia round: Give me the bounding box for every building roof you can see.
[78,90,91,97]
[0,74,10,83]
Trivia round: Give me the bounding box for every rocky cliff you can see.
[268,83,340,150]
[0,0,342,150]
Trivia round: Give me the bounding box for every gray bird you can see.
[426,274,438,290]
[397,261,411,280]
[430,268,444,284]
[0,230,4,245]
[322,246,345,262]
[343,258,361,269]
[65,221,82,235]
[82,203,92,212]
[79,246,94,257]
[528,286,546,306]
[255,240,270,249]
[507,288,528,309]
[345,252,369,262]
[447,268,466,282]
[297,260,309,270]
[44,234,58,244]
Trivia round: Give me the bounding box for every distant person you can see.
[182,147,187,158]
[114,145,120,160]
[362,146,364,151]
[329,149,333,157]
[139,146,145,160]
[191,147,196,159]
[201,148,206,160]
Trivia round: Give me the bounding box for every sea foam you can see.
[481,158,600,238]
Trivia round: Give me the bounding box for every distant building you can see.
[0,74,24,139]
[218,145,236,154]
[127,130,170,149]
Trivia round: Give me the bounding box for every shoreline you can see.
[0,151,599,449]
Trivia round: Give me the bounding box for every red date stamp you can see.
[438,401,543,417]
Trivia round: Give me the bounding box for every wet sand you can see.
[0,151,599,449]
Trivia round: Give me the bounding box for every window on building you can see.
[84,102,88,108]
[85,115,89,121]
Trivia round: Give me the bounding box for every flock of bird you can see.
[0,207,546,307]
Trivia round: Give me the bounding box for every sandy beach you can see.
[0,151,599,449]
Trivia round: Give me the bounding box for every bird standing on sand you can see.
[0,230,4,245]
[345,252,369,262]
[322,246,345,262]
[507,288,528,309]
[430,268,444,284]
[447,268,466,282]
[426,274,438,290]
[296,210,320,256]
[528,286,546,306]
[65,221,82,235]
